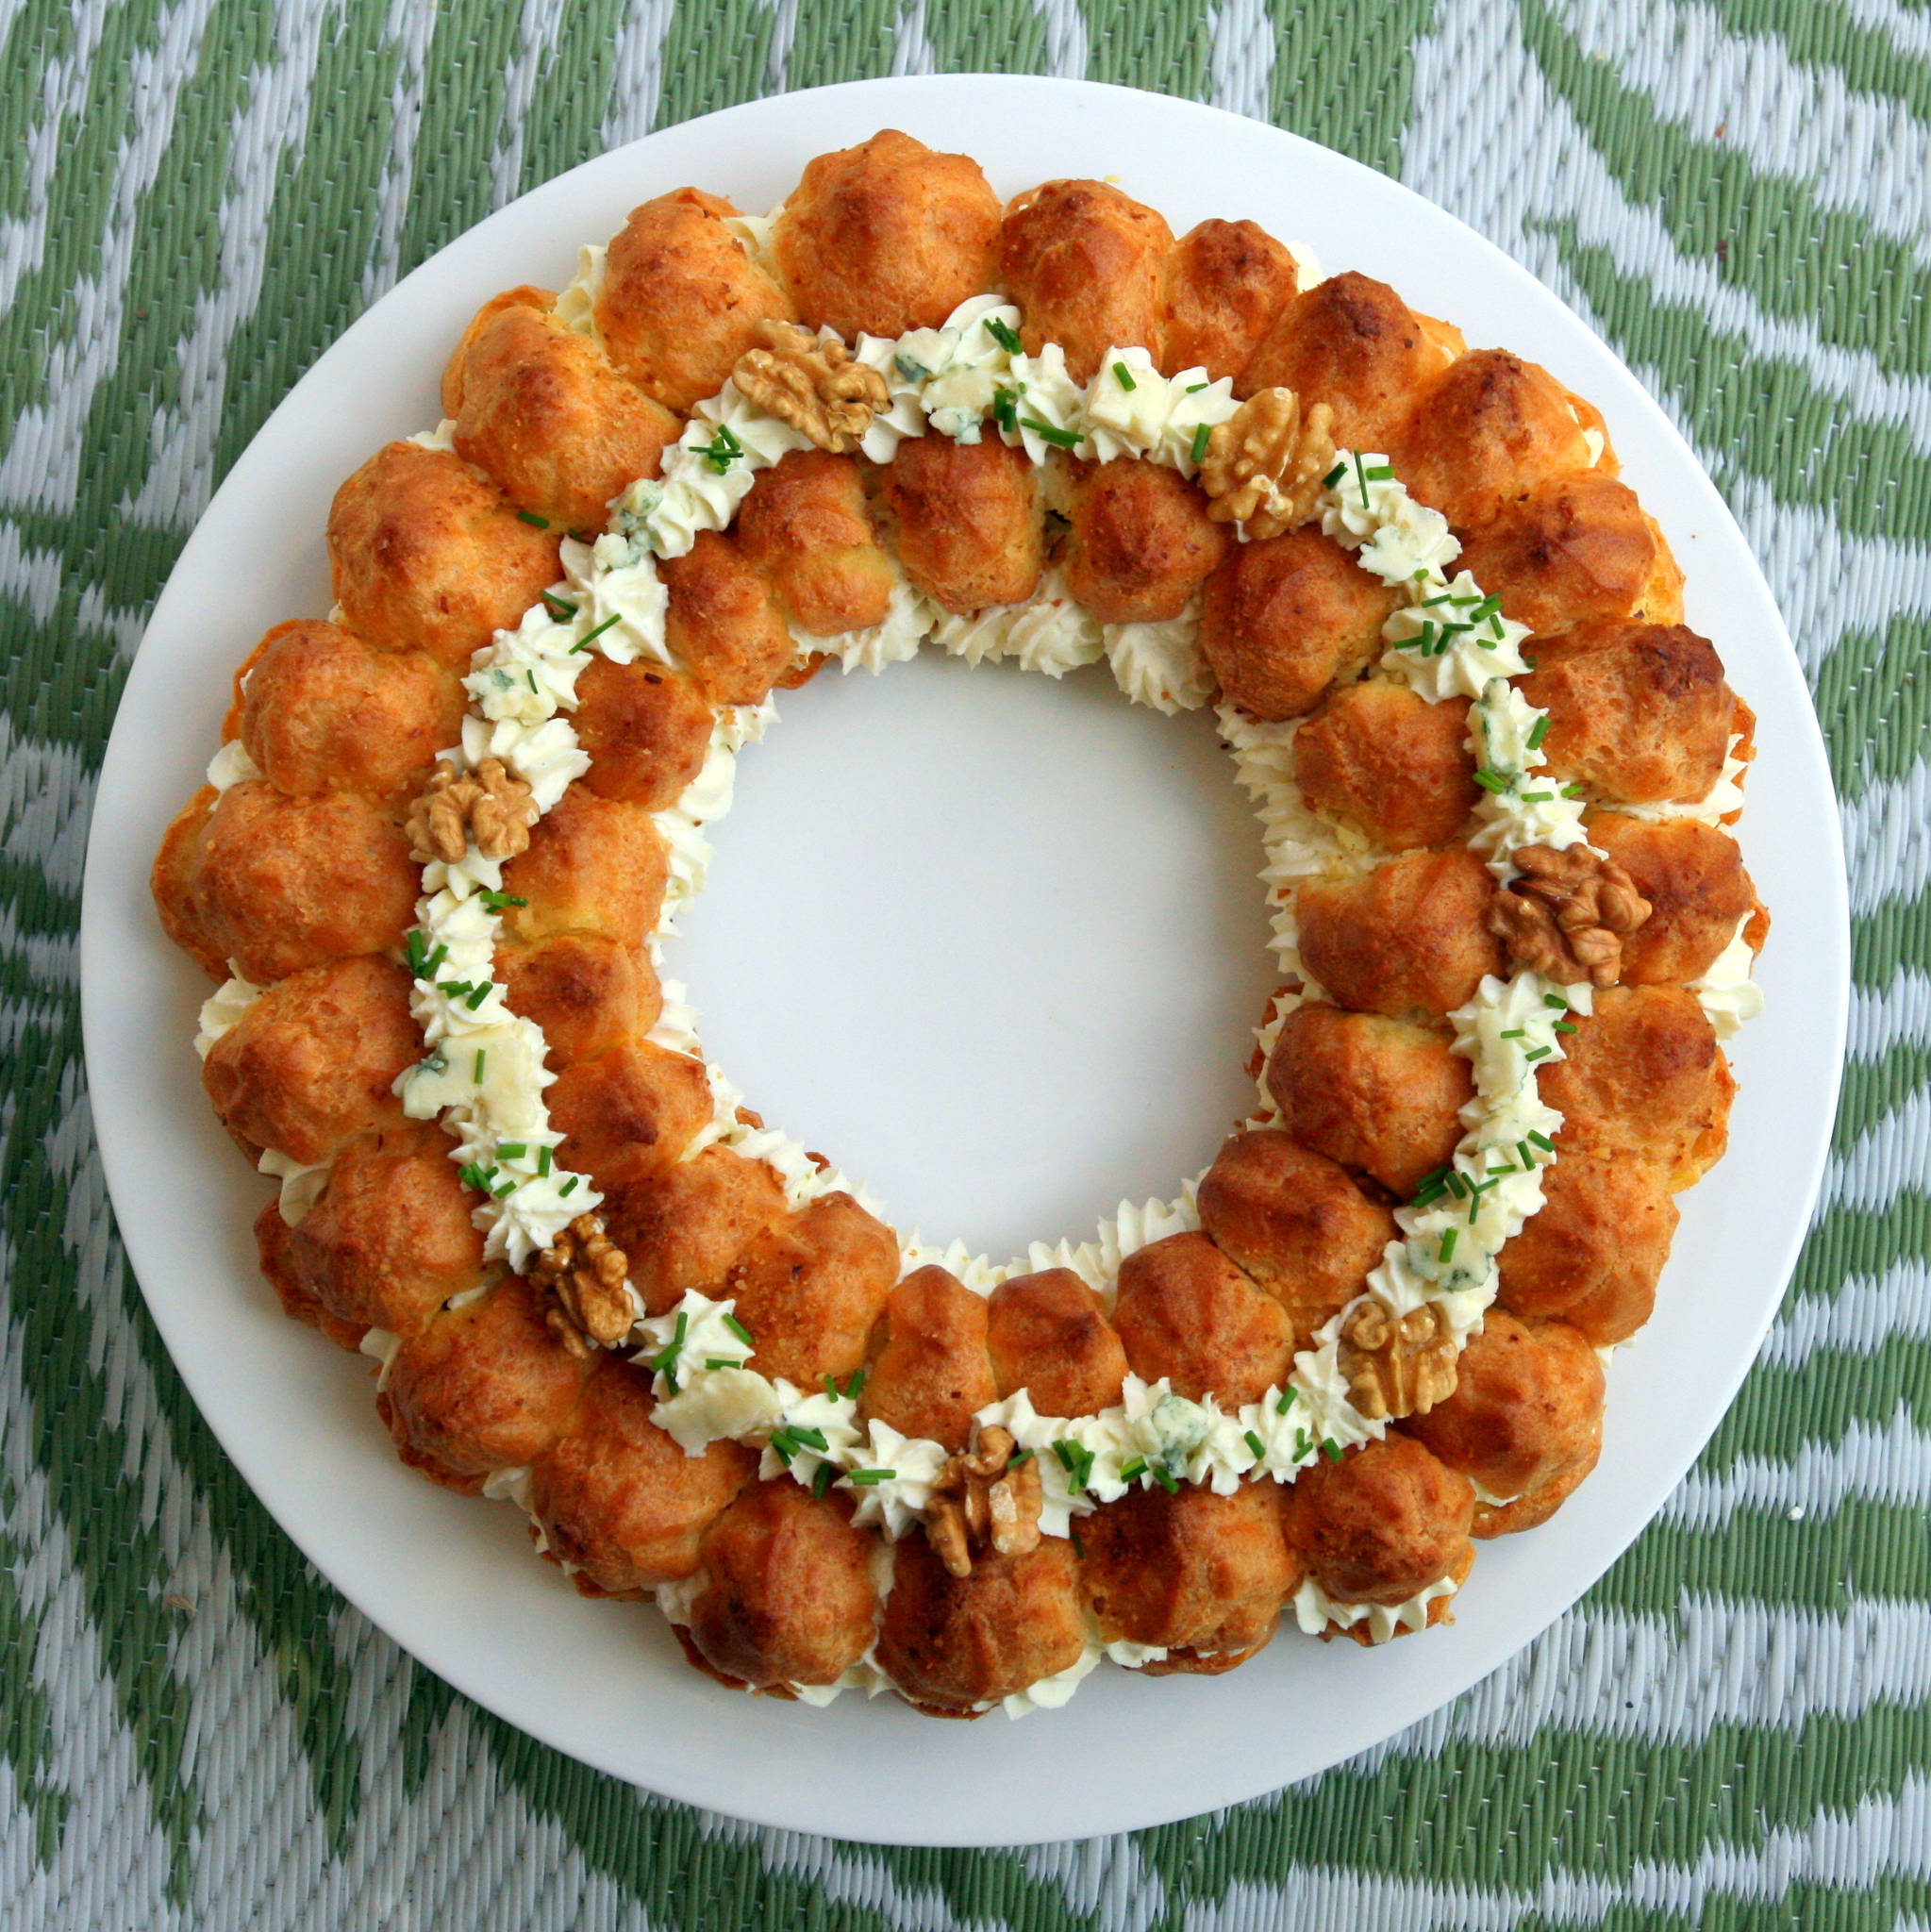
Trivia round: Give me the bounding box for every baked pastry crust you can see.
[154,126,1765,1718]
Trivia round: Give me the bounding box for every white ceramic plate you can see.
[80,75,1848,1845]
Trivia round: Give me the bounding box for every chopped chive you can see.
[844,1469,895,1486]
[723,1313,755,1349]
[1501,1027,1526,1039]
[1472,768,1509,794]
[1021,415,1082,449]
[527,671,539,693]
[541,591,577,621]
[844,1368,866,1400]
[1276,1387,1297,1414]
[537,1144,553,1176]
[1071,1525,1087,1560]
[1520,790,1554,803]
[473,1049,487,1082]
[1440,1228,1458,1264]
[1009,1447,1035,1466]
[458,1162,494,1194]
[1322,1438,1343,1464]
[1519,1141,1537,1167]
[1186,381,1207,392]
[769,1428,797,1466]
[1488,1161,1517,1177]
[1528,1130,1556,1152]
[662,1370,678,1396]
[426,944,448,975]
[1469,1192,1482,1224]
[465,982,491,1010]
[516,509,550,528]
[1364,462,1395,480]
[1554,1020,1578,1033]
[1119,1456,1148,1482]
[1322,460,1346,488]
[1243,1429,1266,1459]
[1112,360,1137,391]
[1524,1045,1553,1062]
[812,1459,835,1498]
[1190,421,1211,463]
[1544,994,1570,1010]
[1561,782,1586,798]
[983,314,1024,355]
[477,890,529,911]
[790,1425,828,1452]
[559,1175,578,1196]
[1150,1464,1179,1493]
[1352,451,1370,505]
[496,1142,526,1160]
[1293,1428,1314,1460]
[697,425,742,474]
[991,387,1019,432]
[573,611,622,653]
[705,1357,733,1372]
[824,1374,839,1400]
[1526,716,1551,750]
[1445,1173,1468,1200]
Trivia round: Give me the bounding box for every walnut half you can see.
[1487,843,1652,989]
[924,1425,1044,1578]
[406,757,538,865]
[1338,1299,1458,1423]
[529,1212,635,1357]
[1200,388,1337,540]
[731,320,889,455]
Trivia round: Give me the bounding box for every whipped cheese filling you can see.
[203,214,1764,1701]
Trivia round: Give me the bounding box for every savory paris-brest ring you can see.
[154,129,1768,1720]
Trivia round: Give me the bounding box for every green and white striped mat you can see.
[5,1,1928,1924]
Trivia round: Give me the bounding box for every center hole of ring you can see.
[664,649,1279,1262]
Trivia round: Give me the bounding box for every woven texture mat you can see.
[5,2,1929,1925]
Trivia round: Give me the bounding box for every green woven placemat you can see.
[5,2,1927,1925]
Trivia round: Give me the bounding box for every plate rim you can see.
[78,71,1850,1845]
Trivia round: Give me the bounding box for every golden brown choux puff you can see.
[326,441,560,668]
[1389,348,1594,530]
[1159,219,1304,383]
[1403,1309,1605,1536]
[1197,1129,1395,1341]
[599,1148,791,1318]
[1080,1481,1300,1674]
[734,450,897,638]
[1266,1005,1472,1197]
[442,296,679,530]
[595,189,792,414]
[281,1122,486,1342]
[1199,526,1398,720]
[171,779,416,985]
[1240,271,1464,450]
[1539,986,1733,1190]
[378,1274,594,1493]
[497,786,667,949]
[255,1199,363,1350]
[986,1269,1129,1419]
[572,659,715,811]
[876,1533,1088,1717]
[774,130,1002,340]
[1518,621,1738,808]
[1293,683,1476,852]
[1296,848,1505,1019]
[723,1191,901,1386]
[660,530,799,706]
[857,1265,997,1451]
[679,1482,878,1694]
[1281,1432,1475,1638]
[1060,459,1228,625]
[530,1355,756,1596]
[200,956,419,1167]
[493,932,658,1069]
[547,1043,713,1191]
[239,620,465,808]
[1455,473,1684,637]
[999,178,1173,383]
[152,789,227,978]
[1111,1231,1292,1404]
[884,433,1043,613]
[1588,814,1765,985]
[1496,1154,1677,1346]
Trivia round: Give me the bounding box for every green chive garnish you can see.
[812,1460,835,1498]
[844,1368,866,1399]
[1190,421,1211,463]
[541,591,577,621]
[1526,716,1551,750]
[477,890,529,911]
[1528,1130,1556,1151]
[1322,1438,1343,1464]
[1472,768,1509,794]
[724,1313,754,1349]
[1022,416,1082,449]
[559,1175,578,1196]
[992,387,1019,432]
[1150,1464,1179,1493]
[517,509,550,528]
[845,1469,895,1486]
[1501,1027,1526,1039]
[496,1142,526,1160]
[1322,460,1346,488]
[1276,1387,1297,1415]
[473,1049,486,1082]
[1524,1045,1553,1062]
[1554,1020,1578,1033]
[704,1357,732,1372]
[1518,1141,1537,1167]
[1440,1229,1457,1264]
[537,1144,552,1176]
[1544,994,1570,1010]
[983,315,1023,355]
[1071,1526,1087,1560]
[573,610,622,653]
[1119,1456,1148,1482]
[1113,360,1136,391]
[1243,1429,1266,1459]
